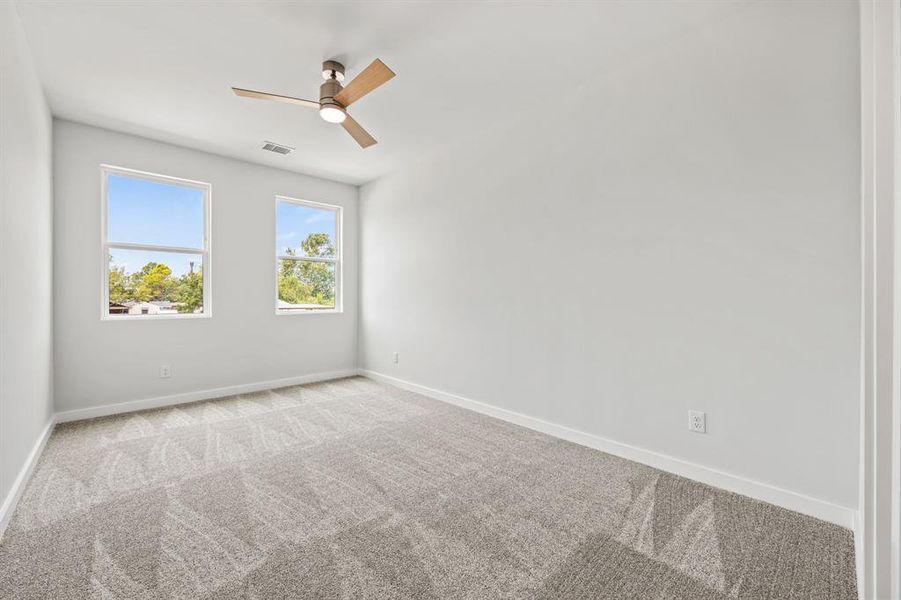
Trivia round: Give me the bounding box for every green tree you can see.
[299,233,335,304]
[278,249,313,304]
[131,262,174,302]
[298,261,334,304]
[109,258,206,313]
[108,255,130,304]
[173,264,203,313]
[301,233,335,258]
[277,235,335,307]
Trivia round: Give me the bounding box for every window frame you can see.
[274,195,342,315]
[100,164,212,321]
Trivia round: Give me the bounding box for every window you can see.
[102,165,210,319]
[276,197,341,313]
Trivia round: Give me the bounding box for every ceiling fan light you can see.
[319,105,346,124]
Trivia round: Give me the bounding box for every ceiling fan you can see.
[232,58,395,149]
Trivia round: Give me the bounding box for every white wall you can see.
[53,120,357,412]
[360,0,861,509]
[0,3,54,510]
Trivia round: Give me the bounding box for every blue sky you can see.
[107,174,204,277]
[107,174,336,277]
[276,201,336,256]
[108,174,204,248]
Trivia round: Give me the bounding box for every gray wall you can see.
[359,0,861,508]
[53,120,358,412]
[0,4,54,510]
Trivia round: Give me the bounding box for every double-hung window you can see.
[276,196,341,313]
[102,165,211,319]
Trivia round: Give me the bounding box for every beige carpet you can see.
[0,377,856,599]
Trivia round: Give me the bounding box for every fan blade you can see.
[334,59,395,107]
[341,113,377,148]
[232,87,319,109]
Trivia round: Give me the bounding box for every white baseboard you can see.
[0,416,56,541]
[361,369,856,529]
[55,368,359,423]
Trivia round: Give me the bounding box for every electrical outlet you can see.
[393,352,399,364]
[159,365,172,379]
[688,410,706,433]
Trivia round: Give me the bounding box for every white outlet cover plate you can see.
[689,410,706,433]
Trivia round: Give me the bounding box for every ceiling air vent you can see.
[261,141,294,155]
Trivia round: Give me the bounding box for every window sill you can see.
[101,313,211,322]
[275,309,342,316]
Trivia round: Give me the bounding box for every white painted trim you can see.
[109,241,205,255]
[892,2,901,596]
[853,509,866,599]
[55,368,358,423]
[0,417,56,541]
[361,369,856,529]
[860,0,901,597]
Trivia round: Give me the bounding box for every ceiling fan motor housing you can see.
[320,78,344,108]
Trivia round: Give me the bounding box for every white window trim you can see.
[100,164,212,321]
[275,195,342,315]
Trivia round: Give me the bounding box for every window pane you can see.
[108,173,205,248]
[277,259,335,311]
[276,201,337,258]
[108,248,204,316]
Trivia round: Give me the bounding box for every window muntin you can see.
[102,166,210,319]
[276,197,340,313]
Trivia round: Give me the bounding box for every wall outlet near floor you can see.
[159,365,172,379]
[393,352,399,364]
[688,410,706,433]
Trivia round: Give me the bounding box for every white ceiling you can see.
[14,1,740,185]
